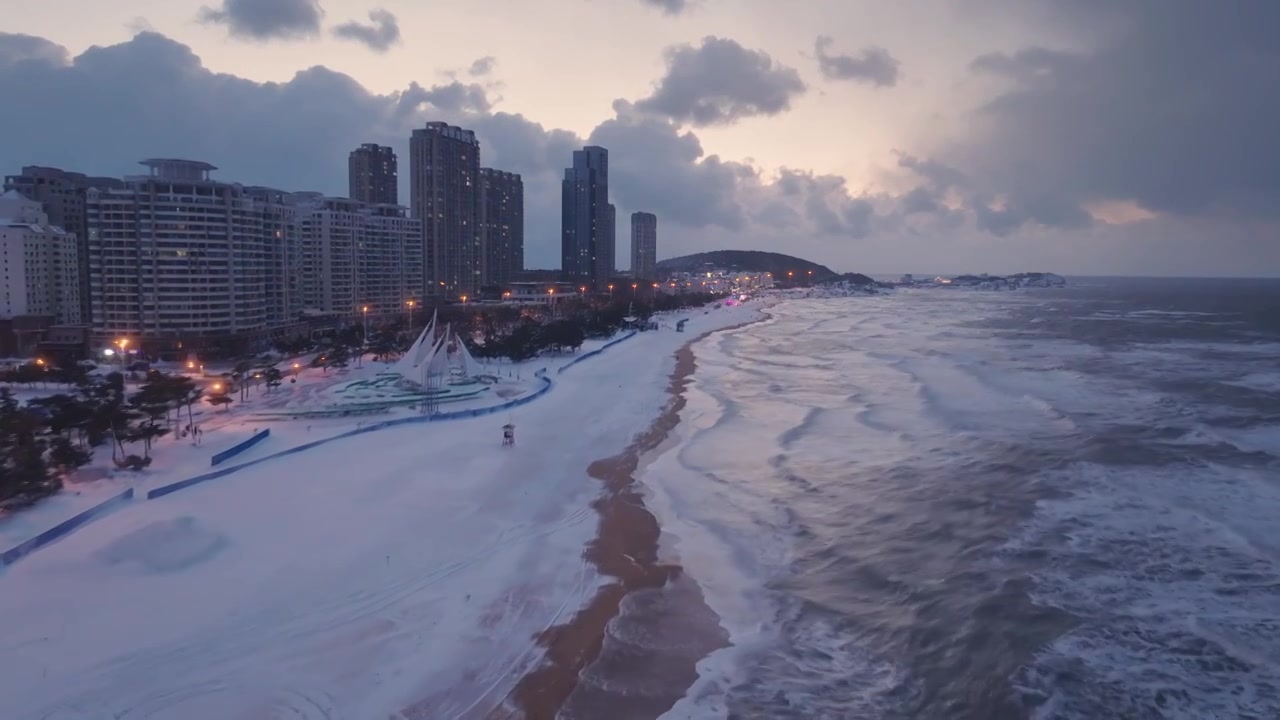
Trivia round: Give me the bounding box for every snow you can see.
[0,300,767,720]
[0,334,618,552]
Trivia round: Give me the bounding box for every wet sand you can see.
[496,315,765,720]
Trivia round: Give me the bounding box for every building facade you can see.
[479,168,524,289]
[0,190,81,324]
[630,211,657,281]
[409,122,481,300]
[560,146,613,289]
[85,160,273,353]
[348,144,398,206]
[4,166,124,322]
[293,197,423,317]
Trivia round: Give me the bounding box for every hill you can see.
[657,250,840,282]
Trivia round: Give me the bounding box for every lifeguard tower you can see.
[502,423,515,447]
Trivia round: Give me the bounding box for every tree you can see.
[328,344,351,370]
[0,388,59,509]
[48,436,92,475]
[262,366,283,392]
[207,394,233,412]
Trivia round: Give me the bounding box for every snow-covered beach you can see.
[0,298,768,720]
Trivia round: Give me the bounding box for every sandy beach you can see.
[503,313,768,720]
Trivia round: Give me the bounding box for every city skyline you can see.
[0,2,1277,276]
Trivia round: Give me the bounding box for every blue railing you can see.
[1,488,135,568]
[210,428,271,467]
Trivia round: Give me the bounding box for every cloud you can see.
[633,36,806,126]
[814,36,900,88]
[943,0,1280,233]
[0,32,926,268]
[332,8,400,53]
[640,0,687,15]
[0,33,69,67]
[468,56,496,77]
[199,0,323,41]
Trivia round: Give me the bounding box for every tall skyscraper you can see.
[86,159,273,353]
[4,166,124,322]
[409,122,481,300]
[561,146,613,289]
[348,144,398,206]
[479,168,524,288]
[631,211,657,280]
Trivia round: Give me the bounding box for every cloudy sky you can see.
[2,0,1277,276]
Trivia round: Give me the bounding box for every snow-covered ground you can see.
[0,300,766,720]
[0,335,618,552]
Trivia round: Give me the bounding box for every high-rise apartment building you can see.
[4,166,123,322]
[409,122,481,300]
[293,197,423,317]
[631,211,657,280]
[0,190,81,323]
[244,186,301,325]
[479,168,524,288]
[348,144,398,206]
[561,146,613,289]
[86,160,273,352]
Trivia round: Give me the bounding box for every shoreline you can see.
[500,310,769,720]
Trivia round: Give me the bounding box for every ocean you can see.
[637,278,1280,719]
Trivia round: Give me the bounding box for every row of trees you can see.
[0,368,215,510]
[270,292,723,369]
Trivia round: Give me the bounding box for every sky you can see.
[1,0,1278,276]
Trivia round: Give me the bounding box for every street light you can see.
[360,305,369,368]
[608,283,614,300]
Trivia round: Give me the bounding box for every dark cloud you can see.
[199,0,323,41]
[0,30,1065,273]
[640,0,687,15]
[0,33,68,67]
[468,56,496,77]
[634,36,806,126]
[814,36,900,88]
[948,0,1280,232]
[332,8,400,53]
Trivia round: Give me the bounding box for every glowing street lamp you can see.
[359,305,369,368]
[608,283,614,299]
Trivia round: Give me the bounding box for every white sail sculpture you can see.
[387,309,439,386]
[448,330,485,383]
[420,325,451,388]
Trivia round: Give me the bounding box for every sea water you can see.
[643,278,1280,719]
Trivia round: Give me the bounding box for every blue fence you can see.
[559,331,637,375]
[1,488,135,568]
[210,428,271,467]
